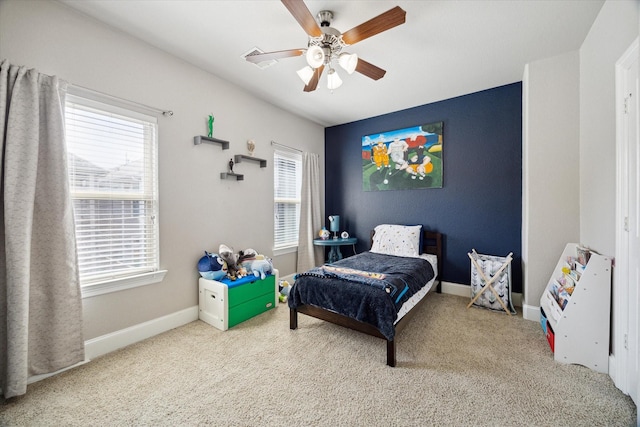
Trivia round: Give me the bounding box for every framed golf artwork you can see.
[362,121,443,191]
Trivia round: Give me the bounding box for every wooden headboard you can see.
[423,230,443,285]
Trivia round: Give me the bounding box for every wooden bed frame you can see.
[289,230,443,367]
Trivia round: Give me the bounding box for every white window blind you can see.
[273,149,302,250]
[65,95,159,285]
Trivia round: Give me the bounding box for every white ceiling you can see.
[59,0,604,127]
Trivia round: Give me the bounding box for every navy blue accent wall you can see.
[324,83,522,292]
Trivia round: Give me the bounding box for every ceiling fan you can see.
[245,0,406,92]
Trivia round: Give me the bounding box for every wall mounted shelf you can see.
[220,172,244,181]
[234,154,267,168]
[194,135,229,150]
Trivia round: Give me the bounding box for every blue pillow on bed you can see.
[370,224,422,257]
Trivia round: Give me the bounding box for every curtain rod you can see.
[68,83,174,117]
[271,140,302,153]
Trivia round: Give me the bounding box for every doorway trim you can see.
[613,36,638,400]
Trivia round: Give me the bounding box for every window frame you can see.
[65,92,166,298]
[273,148,302,255]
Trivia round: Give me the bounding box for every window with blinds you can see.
[65,95,159,285]
[273,149,302,250]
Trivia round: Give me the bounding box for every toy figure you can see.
[228,158,234,173]
[207,114,214,137]
[319,227,330,240]
[278,280,291,303]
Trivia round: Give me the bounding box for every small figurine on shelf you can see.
[207,114,214,137]
[228,158,234,173]
[247,139,256,156]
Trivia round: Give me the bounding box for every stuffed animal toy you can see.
[219,244,243,280]
[197,251,227,281]
[238,248,258,263]
[239,252,265,272]
[250,258,273,280]
[278,280,291,303]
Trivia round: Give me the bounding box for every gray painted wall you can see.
[0,0,325,340]
[522,51,580,315]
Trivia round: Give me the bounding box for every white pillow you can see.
[370,224,422,257]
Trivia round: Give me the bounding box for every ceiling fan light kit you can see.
[247,0,406,92]
[305,45,325,68]
[326,68,343,91]
[338,53,358,75]
[296,66,315,85]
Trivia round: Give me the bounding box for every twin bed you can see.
[288,224,442,366]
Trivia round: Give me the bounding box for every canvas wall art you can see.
[362,121,443,191]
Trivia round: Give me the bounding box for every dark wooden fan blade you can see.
[304,65,324,92]
[355,59,386,80]
[282,0,322,38]
[342,6,406,45]
[245,49,304,63]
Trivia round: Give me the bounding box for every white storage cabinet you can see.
[199,269,279,331]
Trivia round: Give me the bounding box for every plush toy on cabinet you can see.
[219,244,246,280]
[249,258,273,280]
[238,248,258,263]
[239,251,274,280]
[197,251,227,281]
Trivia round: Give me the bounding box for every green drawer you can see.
[228,293,275,328]
[228,275,275,308]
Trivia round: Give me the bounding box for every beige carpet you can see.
[0,293,636,426]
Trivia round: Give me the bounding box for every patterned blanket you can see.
[296,264,410,303]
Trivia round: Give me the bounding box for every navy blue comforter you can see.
[288,251,435,340]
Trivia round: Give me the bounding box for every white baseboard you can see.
[609,353,617,386]
[441,281,470,297]
[440,281,525,315]
[84,305,198,360]
[522,303,541,322]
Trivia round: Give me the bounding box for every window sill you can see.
[273,246,298,257]
[81,270,168,298]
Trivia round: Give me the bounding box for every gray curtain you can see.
[296,152,323,273]
[0,60,84,399]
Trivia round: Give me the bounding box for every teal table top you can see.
[313,237,357,246]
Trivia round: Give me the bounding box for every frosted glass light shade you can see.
[306,46,324,68]
[338,53,358,74]
[327,68,342,90]
[297,66,314,85]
